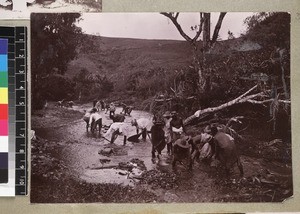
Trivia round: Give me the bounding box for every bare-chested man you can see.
[169,111,186,154]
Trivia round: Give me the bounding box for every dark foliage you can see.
[73,68,114,102]
[43,74,75,101]
[31,13,82,109]
[243,12,290,48]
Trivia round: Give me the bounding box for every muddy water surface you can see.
[37,106,163,186]
[33,104,293,202]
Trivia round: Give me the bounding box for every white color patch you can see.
[0,136,8,152]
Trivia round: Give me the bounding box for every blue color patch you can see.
[0,55,8,72]
[0,39,8,55]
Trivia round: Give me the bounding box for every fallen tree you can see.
[183,84,291,125]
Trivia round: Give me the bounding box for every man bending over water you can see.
[89,108,102,134]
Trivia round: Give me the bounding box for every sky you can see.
[77,12,255,41]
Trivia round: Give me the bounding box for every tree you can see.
[243,12,290,48]
[31,13,82,109]
[73,68,114,102]
[161,12,226,50]
[183,12,291,138]
[244,13,290,104]
[243,12,291,134]
[161,12,226,95]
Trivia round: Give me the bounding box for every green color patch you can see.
[0,72,8,87]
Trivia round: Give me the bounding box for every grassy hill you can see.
[66,34,272,108]
[67,36,194,91]
[67,36,194,75]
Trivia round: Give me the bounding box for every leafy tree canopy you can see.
[31,13,82,77]
[243,12,290,48]
[31,13,82,109]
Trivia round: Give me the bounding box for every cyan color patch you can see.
[0,55,8,72]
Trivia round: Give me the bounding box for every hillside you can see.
[67,36,262,80]
[66,35,266,105]
[67,36,194,90]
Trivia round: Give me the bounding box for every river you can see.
[32,103,293,202]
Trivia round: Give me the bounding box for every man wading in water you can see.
[89,108,102,135]
[163,111,172,155]
[169,111,186,154]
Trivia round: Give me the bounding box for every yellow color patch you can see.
[0,88,8,104]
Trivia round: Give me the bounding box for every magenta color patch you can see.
[0,120,8,136]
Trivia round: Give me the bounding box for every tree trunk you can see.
[160,12,227,105]
[203,13,211,51]
[211,13,227,45]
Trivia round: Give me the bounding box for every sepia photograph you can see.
[30,12,292,203]
[0,0,101,18]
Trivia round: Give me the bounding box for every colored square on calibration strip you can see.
[0,39,8,54]
[0,153,8,183]
[0,104,8,120]
[0,88,8,104]
[0,38,8,183]
[0,120,8,135]
[0,55,7,72]
[0,72,8,87]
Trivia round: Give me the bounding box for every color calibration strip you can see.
[1,27,28,196]
[0,38,8,184]
[0,27,15,196]
[0,26,28,196]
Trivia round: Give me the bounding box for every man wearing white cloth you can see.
[89,108,102,134]
[104,122,128,145]
[169,111,186,153]
[131,118,153,140]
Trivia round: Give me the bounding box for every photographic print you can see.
[30,12,292,203]
[0,0,101,19]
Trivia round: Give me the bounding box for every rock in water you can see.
[98,148,113,156]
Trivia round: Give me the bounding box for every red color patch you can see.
[0,104,8,120]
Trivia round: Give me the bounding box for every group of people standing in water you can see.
[83,102,243,175]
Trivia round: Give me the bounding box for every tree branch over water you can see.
[183,85,290,125]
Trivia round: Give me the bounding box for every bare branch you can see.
[161,12,193,42]
[192,13,205,43]
[183,86,291,126]
[237,91,266,103]
[170,87,176,94]
[211,12,227,44]
[246,99,291,104]
[234,84,258,101]
[174,12,179,20]
[184,85,259,125]
[161,12,203,43]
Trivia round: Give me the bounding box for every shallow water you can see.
[35,106,167,183]
[81,168,135,186]
[33,105,293,202]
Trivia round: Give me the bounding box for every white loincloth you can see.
[172,127,183,134]
[200,143,212,159]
